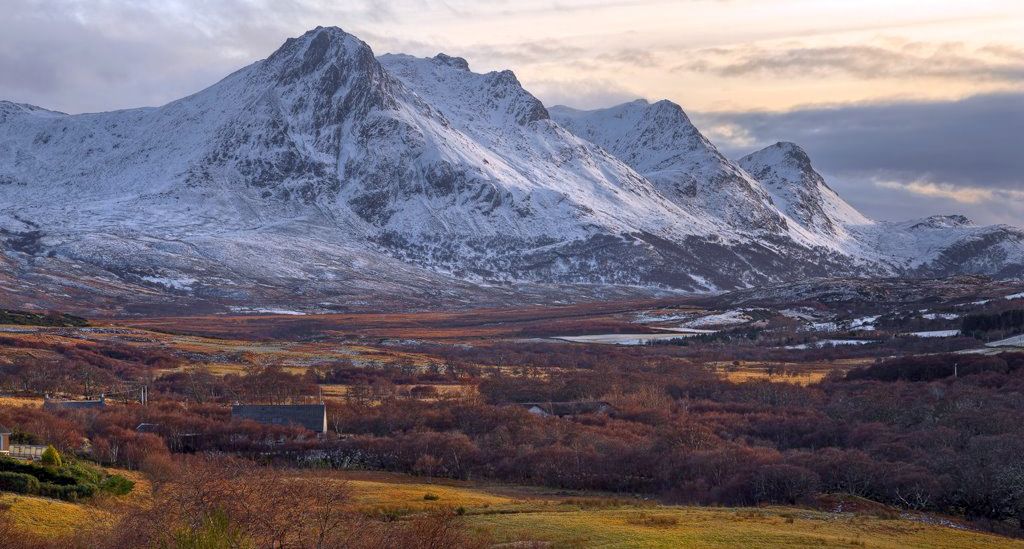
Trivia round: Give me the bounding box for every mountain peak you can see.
[265,26,378,83]
[741,142,818,181]
[739,141,872,235]
[550,98,789,234]
[271,26,360,55]
[910,215,974,230]
[379,53,549,126]
[0,101,68,127]
[433,53,470,71]
[297,25,357,44]
[771,141,808,155]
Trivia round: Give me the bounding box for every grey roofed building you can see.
[231,404,327,434]
[43,396,106,411]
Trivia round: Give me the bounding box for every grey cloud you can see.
[461,41,660,73]
[0,0,657,113]
[425,0,669,17]
[682,42,1024,82]
[530,78,642,110]
[469,41,589,66]
[826,176,1024,227]
[0,0,395,113]
[693,92,1024,225]
[596,49,659,67]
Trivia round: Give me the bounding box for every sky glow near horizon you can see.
[1,0,1022,225]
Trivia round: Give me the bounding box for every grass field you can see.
[0,468,149,540]
[318,471,1022,549]
[3,468,1020,547]
[0,395,43,407]
[471,507,1020,548]
[1,493,115,539]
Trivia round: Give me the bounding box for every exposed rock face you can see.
[0,26,1021,313]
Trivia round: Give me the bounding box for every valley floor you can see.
[2,278,1023,547]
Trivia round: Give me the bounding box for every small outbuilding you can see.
[519,401,614,417]
[43,396,106,411]
[231,404,327,434]
[0,426,11,455]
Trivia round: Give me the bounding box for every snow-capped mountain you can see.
[0,26,1021,313]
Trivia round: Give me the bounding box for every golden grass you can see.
[470,506,1022,549]
[6,466,1020,548]
[0,395,43,407]
[347,478,515,512]
[711,360,861,386]
[722,370,828,386]
[1,493,115,539]
[318,471,1023,548]
[0,466,152,539]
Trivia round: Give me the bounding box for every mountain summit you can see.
[0,27,1021,313]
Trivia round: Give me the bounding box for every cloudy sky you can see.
[2,0,1022,225]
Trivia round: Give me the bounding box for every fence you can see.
[9,444,47,461]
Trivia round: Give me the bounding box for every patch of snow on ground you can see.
[987,334,1024,348]
[655,327,717,334]
[141,275,196,290]
[786,339,877,349]
[228,307,307,315]
[683,310,751,328]
[851,316,879,328]
[780,308,817,321]
[907,330,961,338]
[849,315,879,331]
[808,321,839,332]
[554,333,700,345]
[633,311,696,323]
[1005,292,1024,300]
[922,313,960,320]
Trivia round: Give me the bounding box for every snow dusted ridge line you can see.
[0,26,1023,311]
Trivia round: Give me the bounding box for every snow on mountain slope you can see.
[0,26,1021,313]
[548,100,788,235]
[863,216,1024,277]
[374,52,869,288]
[0,26,838,308]
[738,142,871,239]
[554,101,1024,278]
[372,52,720,243]
[735,142,1024,275]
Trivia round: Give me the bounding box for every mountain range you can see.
[1,26,1021,314]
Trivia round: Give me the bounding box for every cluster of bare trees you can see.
[312,352,1024,530]
[2,456,488,549]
